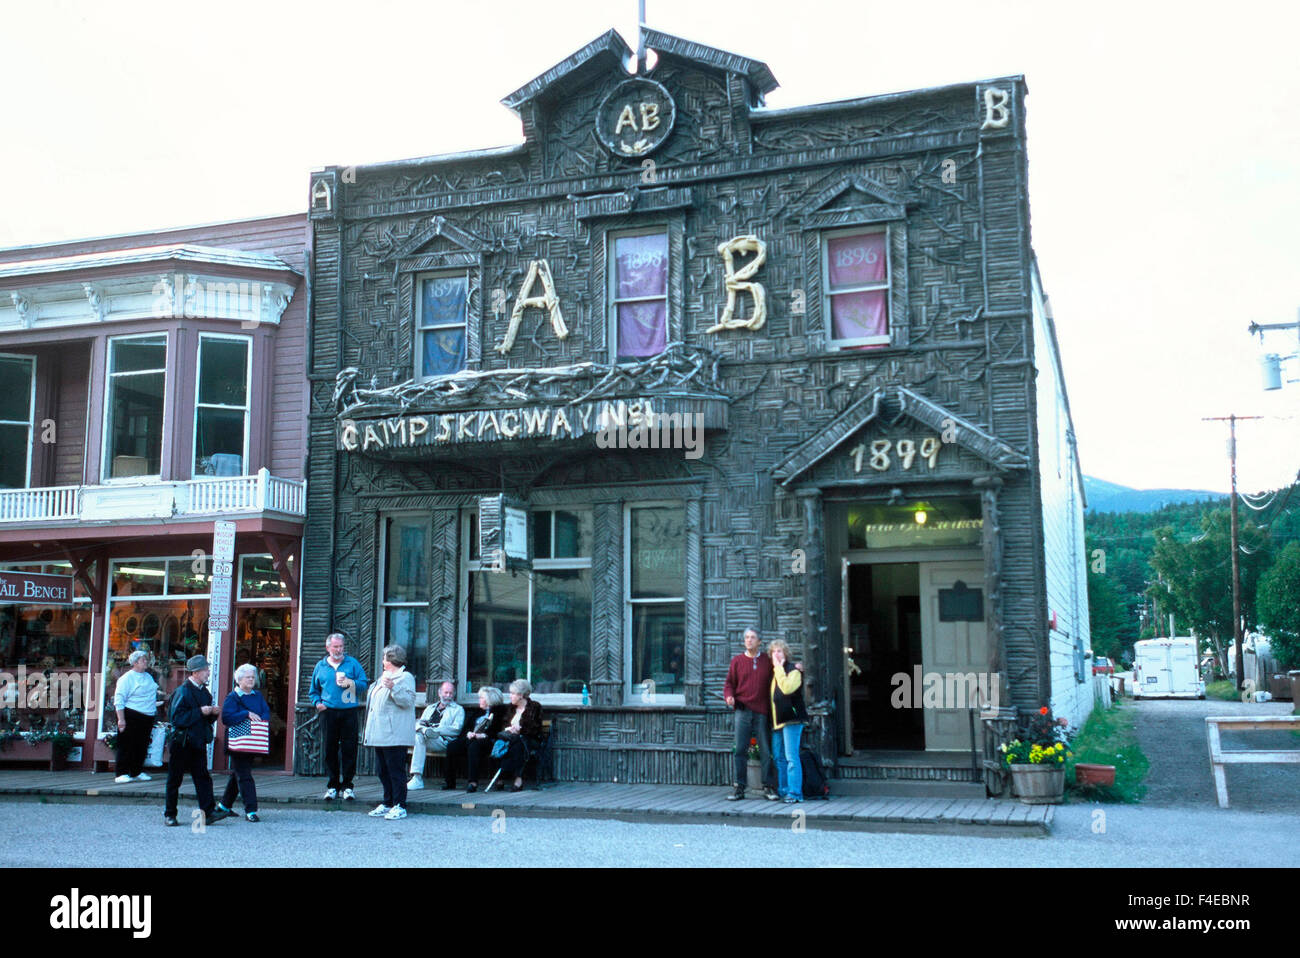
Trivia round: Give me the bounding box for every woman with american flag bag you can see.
[215,663,272,822]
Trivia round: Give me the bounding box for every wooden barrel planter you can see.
[1074,763,1116,787]
[1009,764,1065,804]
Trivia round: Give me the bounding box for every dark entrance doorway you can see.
[234,607,291,767]
[843,562,924,750]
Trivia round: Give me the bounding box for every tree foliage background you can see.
[1084,479,1300,671]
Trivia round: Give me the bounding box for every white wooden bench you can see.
[1204,715,1300,808]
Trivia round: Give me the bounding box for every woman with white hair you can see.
[495,678,544,792]
[363,644,417,819]
[443,685,508,792]
[113,650,161,783]
[214,663,272,821]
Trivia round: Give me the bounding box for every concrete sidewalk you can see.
[0,769,1052,836]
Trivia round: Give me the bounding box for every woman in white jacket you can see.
[364,644,417,820]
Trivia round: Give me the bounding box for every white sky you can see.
[2,0,1298,495]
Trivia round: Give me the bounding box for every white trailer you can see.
[1132,637,1205,699]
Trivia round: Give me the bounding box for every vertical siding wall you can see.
[1032,269,1093,729]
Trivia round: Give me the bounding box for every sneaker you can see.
[726,785,745,801]
[465,782,477,793]
[114,774,132,783]
[205,808,232,825]
[783,795,803,804]
[245,812,260,823]
[323,787,338,800]
[341,788,356,801]
[407,775,424,790]
[214,803,233,815]
[368,804,391,817]
[383,805,407,820]
[132,773,152,782]
[763,786,780,802]
[163,815,178,827]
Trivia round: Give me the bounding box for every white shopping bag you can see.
[145,723,168,767]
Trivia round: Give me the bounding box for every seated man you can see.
[407,680,465,790]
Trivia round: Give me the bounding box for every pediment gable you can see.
[798,174,906,228]
[502,28,777,113]
[773,386,1028,486]
[385,215,489,267]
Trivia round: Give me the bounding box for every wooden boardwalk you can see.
[0,770,1052,836]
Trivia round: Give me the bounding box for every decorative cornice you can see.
[571,186,694,221]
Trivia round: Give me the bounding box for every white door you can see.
[919,562,990,751]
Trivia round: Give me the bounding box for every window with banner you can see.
[824,227,891,349]
[626,503,685,704]
[0,561,94,734]
[610,230,669,362]
[101,557,212,738]
[416,273,468,378]
[462,508,592,703]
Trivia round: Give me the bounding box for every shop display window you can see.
[101,558,211,737]
[0,561,94,733]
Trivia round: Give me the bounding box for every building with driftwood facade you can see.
[297,27,1091,793]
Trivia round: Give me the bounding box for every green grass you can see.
[1065,698,1148,803]
[1205,680,1238,702]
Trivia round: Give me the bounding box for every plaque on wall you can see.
[938,580,984,622]
[595,77,676,158]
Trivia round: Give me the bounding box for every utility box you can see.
[1132,637,1205,699]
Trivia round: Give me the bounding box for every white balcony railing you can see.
[0,468,305,524]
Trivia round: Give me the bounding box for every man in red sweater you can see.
[723,628,779,801]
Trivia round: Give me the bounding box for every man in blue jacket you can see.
[163,656,231,827]
[309,632,369,800]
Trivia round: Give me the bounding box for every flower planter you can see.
[1074,763,1116,787]
[745,759,763,791]
[1009,764,1065,804]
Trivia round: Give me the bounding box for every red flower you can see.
[1039,706,1049,715]
[749,738,757,747]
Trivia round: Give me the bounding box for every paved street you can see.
[2,798,1296,868]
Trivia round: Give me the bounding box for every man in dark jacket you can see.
[722,628,779,801]
[163,656,231,827]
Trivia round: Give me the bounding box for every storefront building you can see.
[300,28,1091,790]
[0,215,308,771]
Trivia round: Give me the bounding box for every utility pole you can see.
[1203,414,1262,689]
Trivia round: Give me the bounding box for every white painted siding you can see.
[1032,264,1094,730]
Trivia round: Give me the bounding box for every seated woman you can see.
[443,686,507,793]
[494,678,544,792]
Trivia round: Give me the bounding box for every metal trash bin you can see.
[1269,674,1293,702]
